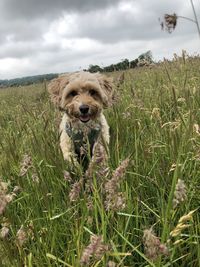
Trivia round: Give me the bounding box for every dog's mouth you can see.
[79,114,91,123]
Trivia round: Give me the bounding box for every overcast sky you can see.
[0,0,199,79]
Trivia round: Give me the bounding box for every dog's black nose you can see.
[79,105,89,114]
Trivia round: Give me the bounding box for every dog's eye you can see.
[69,91,78,97]
[89,89,97,96]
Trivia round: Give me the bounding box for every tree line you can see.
[88,50,153,73]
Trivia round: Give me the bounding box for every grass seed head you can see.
[16,226,27,247]
[151,107,161,120]
[63,170,72,182]
[104,158,129,211]
[107,261,116,267]
[178,209,196,224]
[170,210,196,237]
[69,179,83,202]
[112,158,129,182]
[193,124,200,135]
[19,154,33,177]
[173,179,187,209]
[105,192,126,211]
[13,186,21,194]
[0,180,12,215]
[0,226,9,239]
[80,235,109,265]
[173,239,184,245]
[170,223,190,237]
[86,143,109,179]
[0,199,8,215]
[86,196,94,211]
[31,172,39,183]
[93,143,107,164]
[161,13,177,33]
[143,228,169,261]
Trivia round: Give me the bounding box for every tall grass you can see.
[0,53,200,266]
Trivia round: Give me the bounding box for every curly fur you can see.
[48,71,114,165]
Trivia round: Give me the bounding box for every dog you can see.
[48,71,114,167]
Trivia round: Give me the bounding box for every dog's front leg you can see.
[60,130,74,162]
[59,114,78,165]
[100,114,110,145]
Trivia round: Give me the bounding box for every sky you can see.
[0,0,199,79]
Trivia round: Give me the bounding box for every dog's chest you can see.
[65,122,101,157]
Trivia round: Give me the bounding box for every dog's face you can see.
[48,71,114,123]
[61,80,103,123]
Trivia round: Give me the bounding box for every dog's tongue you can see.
[80,115,90,122]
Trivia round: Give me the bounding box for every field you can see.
[0,54,200,266]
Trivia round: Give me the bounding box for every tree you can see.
[88,65,103,73]
[138,51,153,63]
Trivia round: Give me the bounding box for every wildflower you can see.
[16,226,27,246]
[69,179,83,202]
[80,235,109,265]
[173,179,187,208]
[19,154,32,177]
[143,228,169,261]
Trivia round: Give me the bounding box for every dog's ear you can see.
[48,74,70,107]
[96,73,115,108]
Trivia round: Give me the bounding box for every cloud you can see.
[0,0,199,79]
[0,0,122,19]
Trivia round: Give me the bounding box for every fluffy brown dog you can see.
[48,71,114,165]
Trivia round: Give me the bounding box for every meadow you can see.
[0,53,200,266]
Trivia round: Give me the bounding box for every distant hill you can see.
[0,73,59,88]
[0,51,153,88]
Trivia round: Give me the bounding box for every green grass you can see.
[0,54,200,266]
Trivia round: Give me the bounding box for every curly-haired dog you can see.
[48,71,114,166]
